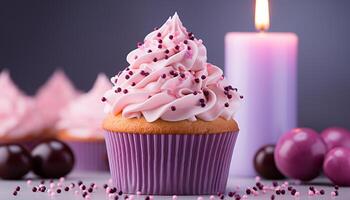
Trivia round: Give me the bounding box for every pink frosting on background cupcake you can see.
[57,74,112,139]
[35,70,78,131]
[0,70,42,139]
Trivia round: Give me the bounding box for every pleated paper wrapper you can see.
[104,131,238,195]
[66,140,109,172]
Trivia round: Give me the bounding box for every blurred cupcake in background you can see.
[57,74,111,171]
[0,70,42,149]
[35,70,79,138]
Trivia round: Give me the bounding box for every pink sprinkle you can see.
[39,184,44,188]
[255,176,261,182]
[295,192,300,197]
[59,177,65,182]
[129,195,135,200]
[108,178,113,184]
[284,181,289,186]
[85,194,91,199]
[197,197,203,200]
[106,187,111,193]
[172,195,178,200]
[57,182,63,187]
[209,195,215,200]
[263,186,270,190]
[331,191,336,196]
[137,191,142,195]
[50,192,55,197]
[308,190,314,196]
[108,194,115,198]
[150,195,154,200]
[93,185,98,189]
[242,194,248,199]
[26,180,32,185]
[50,183,55,188]
[47,189,52,193]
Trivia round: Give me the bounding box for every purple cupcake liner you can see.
[66,140,109,172]
[104,131,238,195]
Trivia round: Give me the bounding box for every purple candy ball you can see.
[275,128,327,181]
[323,147,350,186]
[321,127,350,151]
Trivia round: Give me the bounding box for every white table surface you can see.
[0,171,348,200]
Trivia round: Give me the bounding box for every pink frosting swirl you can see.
[35,70,79,130]
[0,70,42,139]
[57,74,112,139]
[103,13,242,122]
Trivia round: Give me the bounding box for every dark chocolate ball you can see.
[31,139,74,178]
[254,144,285,179]
[0,144,32,180]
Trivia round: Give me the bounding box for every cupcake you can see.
[57,74,112,171]
[0,70,42,149]
[102,13,242,195]
[35,70,78,137]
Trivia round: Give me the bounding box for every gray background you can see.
[0,0,349,131]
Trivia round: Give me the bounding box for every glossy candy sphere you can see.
[275,128,327,181]
[31,139,74,178]
[254,145,285,179]
[323,147,350,186]
[321,127,350,151]
[0,144,32,179]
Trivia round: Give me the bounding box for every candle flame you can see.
[255,0,270,31]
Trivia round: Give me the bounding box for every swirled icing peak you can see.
[57,74,112,139]
[35,70,78,130]
[103,13,242,122]
[0,70,42,138]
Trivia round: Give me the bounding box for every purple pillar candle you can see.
[225,0,298,177]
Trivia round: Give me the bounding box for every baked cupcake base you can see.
[103,114,239,195]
